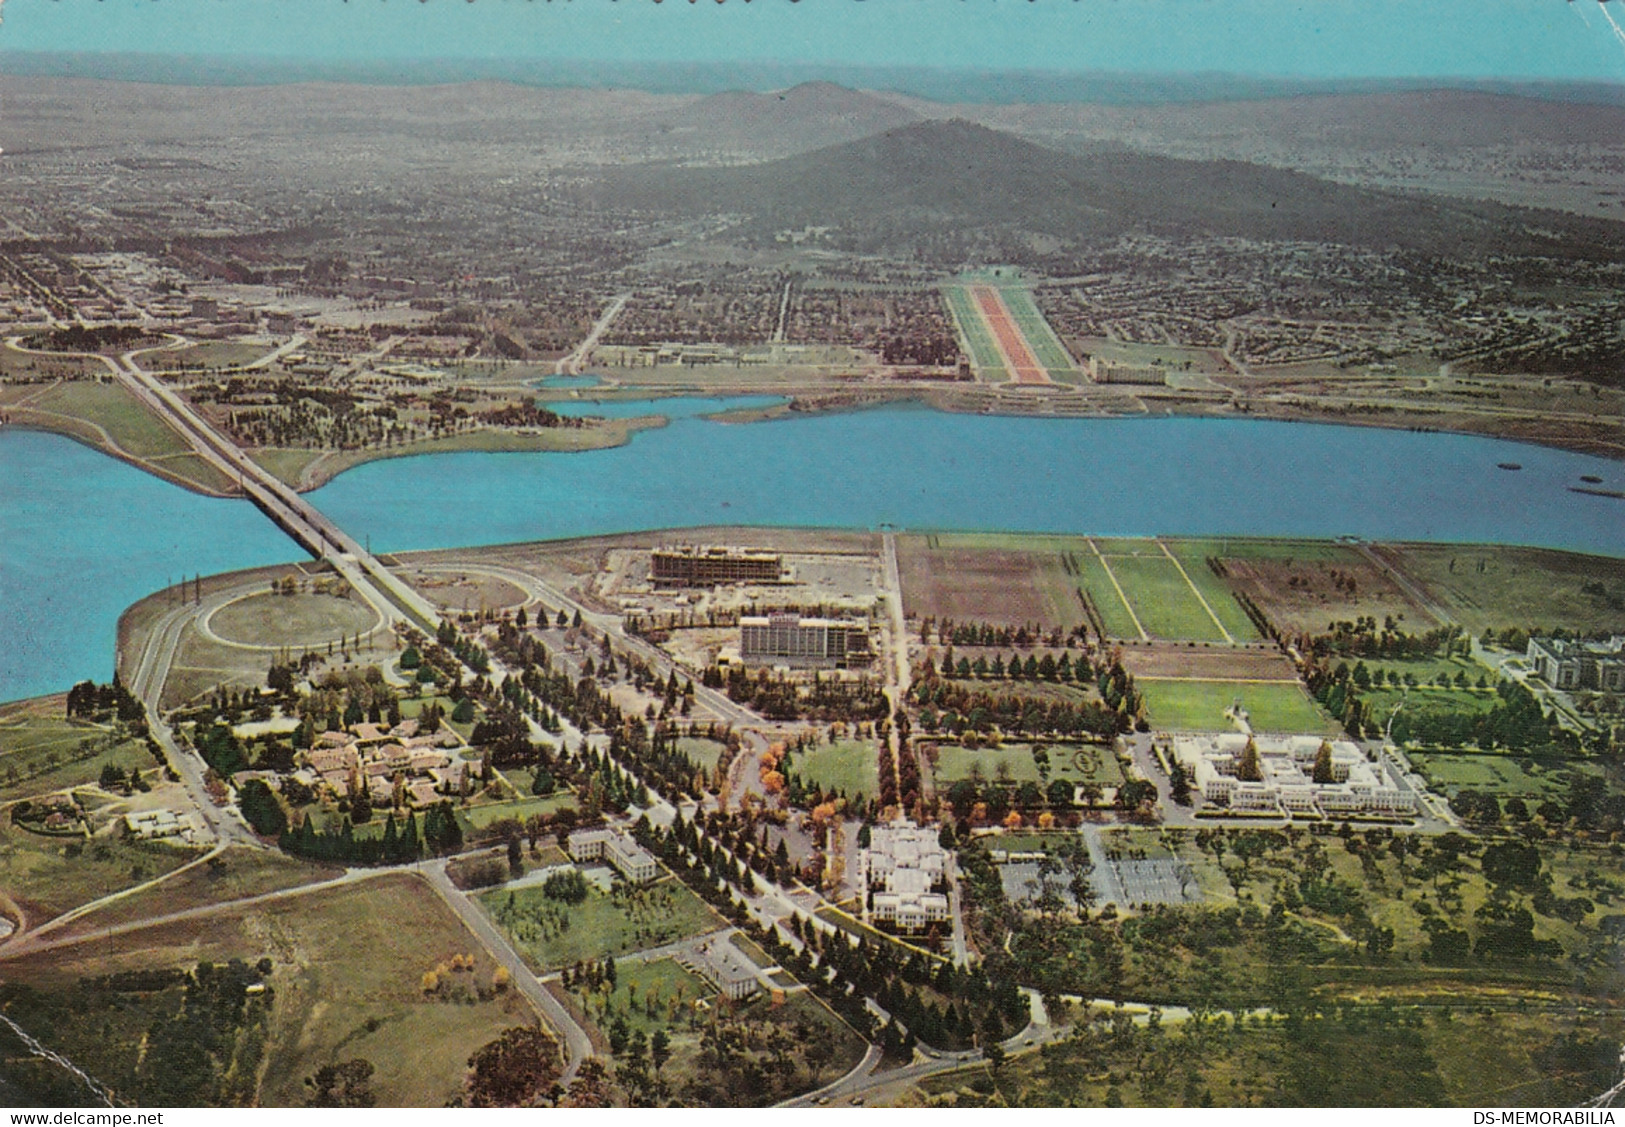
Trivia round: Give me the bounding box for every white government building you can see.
[566,828,660,884]
[1172,733,1415,818]
[859,817,950,931]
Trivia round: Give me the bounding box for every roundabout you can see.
[201,589,383,651]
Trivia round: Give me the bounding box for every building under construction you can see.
[739,613,871,669]
[649,545,784,588]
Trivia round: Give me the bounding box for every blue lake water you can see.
[533,374,602,390]
[0,431,295,701]
[3,404,1624,702]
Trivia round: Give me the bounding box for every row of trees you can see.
[276,800,464,864]
[930,647,1094,684]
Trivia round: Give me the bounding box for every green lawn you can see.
[1076,553,1145,640]
[789,740,878,801]
[676,737,727,774]
[1407,751,1601,800]
[1143,679,1337,734]
[29,380,189,461]
[942,286,1006,381]
[479,878,724,972]
[933,742,1124,788]
[1163,543,1266,641]
[998,288,1081,381]
[1106,555,1231,642]
[570,956,716,1040]
[460,791,579,832]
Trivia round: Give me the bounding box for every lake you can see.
[3,403,1623,702]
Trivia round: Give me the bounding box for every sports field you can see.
[942,286,1006,381]
[1142,678,1338,734]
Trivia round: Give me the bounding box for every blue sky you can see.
[0,0,1621,82]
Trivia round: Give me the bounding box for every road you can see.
[555,293,629,377]
[112,339,442,632]
[880,531,909,792]
[0,868,375,960]
[125,577,271,848]
[421,859,594,1081]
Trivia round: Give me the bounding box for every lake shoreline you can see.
[7,386,1621,502]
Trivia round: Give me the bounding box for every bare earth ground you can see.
[1221,554,1430,636]
[1115,643,1300,681]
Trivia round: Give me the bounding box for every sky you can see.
[0,0,1622,83]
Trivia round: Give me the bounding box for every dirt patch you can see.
[1117,643,1300,681]
[404,569,528,614]
[899,546,1052,624]
[1222,556,1426,637]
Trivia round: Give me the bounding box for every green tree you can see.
[1237,737,1262,782]
[1312,739,1335,784]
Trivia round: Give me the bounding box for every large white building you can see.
[739,613,871,669]
[859,818,950,932]
[1172,733,1415,818]
[567,828,659,884]
[1526,636,1625,691]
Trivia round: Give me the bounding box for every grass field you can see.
[932,742,1125,788]
[594,956,715,1037]
[0,697,155,802]
[998,288,1081,381]
[0,821,204,927]
[1075,553,1146,639]
[790,739,879,801]
[0,874,530,1107]
[480,877,724,972]
[50,845,338,940]
[460,791,579,832]
[151,341,272,370]
[1162,543,1266,641]
[207,591,381,648]
[1394,544,1625,636]
[1407,751,1602,800]
[942,286,1007,382]
[248,446,327,489]
[26,379,188,461]
[676,737,728,774]
[1142,678,1337,734]
[1106,555,1231,642]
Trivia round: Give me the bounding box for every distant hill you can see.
[656,82,920,157]
[598,118,1625,258]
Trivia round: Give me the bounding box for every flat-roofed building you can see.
[650,545,784,588]
[567,828,659,884]
[1090,358,1167,385]
[1526,636,1625,691]
[860,818,951,933]
[739,613,871,669]
[1171,733,1415,818]
[681,938,761,1001]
